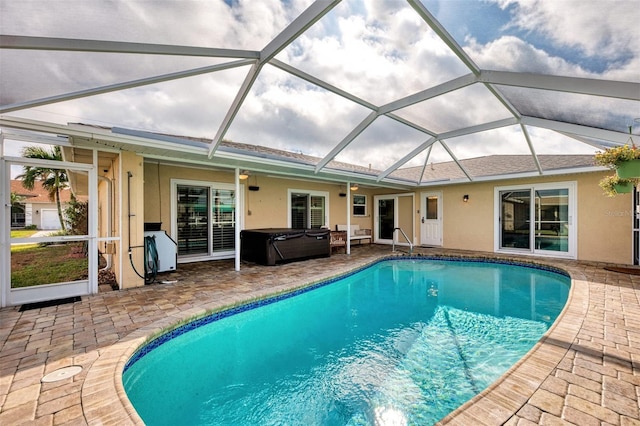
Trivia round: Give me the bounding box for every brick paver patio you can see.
[1,245,639,425]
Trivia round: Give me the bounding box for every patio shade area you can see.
[1,0,639,186]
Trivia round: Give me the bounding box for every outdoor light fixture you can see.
[239,170,250,180]
[350,183,359,191]
[463,194,469,202]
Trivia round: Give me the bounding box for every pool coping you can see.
[81,253,585,425]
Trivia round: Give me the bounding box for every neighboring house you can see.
[10,180,73,230]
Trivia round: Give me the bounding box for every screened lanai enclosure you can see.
[1,0,638,179]
[0,0,639,306]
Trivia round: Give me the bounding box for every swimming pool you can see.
[123,258,570,425]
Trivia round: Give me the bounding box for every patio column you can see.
[0,133,6,307]
[234,168,241,271]
[346,182,351,255]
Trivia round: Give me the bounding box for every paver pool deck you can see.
[1,245,639,425]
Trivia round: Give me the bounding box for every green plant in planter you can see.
[598,175,638,197]
[594,144,640,169]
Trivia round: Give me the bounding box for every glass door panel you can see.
[177,185,209,255]
[309,196,325,228]
[291,194,308,228]
[378,198,395,240]
[211,189,235,253]
[534,189,569,253]
[426,196,438,219]
[500,190,531,249]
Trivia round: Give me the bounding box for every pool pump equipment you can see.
[127,171,177,284]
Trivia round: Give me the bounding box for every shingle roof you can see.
[391,155,597,183]
[71,123,601,185]
[10,180,74,203]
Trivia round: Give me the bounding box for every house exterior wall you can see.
[576,172,632,263]
[143,163,379,233]
[424,171,632,264]
[117,151,144,289]
[398,195,414,244]
[136,162,633,284]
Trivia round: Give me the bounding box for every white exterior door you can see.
[420,192,442,246]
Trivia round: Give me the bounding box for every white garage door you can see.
[41,209,62,230]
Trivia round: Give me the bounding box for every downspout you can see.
[98,175,112,270]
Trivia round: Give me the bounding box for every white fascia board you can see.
[522,116,635,144]
[0,116,208,156]
[1,60,254,114]
[0,35,260,59]
[4,155,93,171]
[0,116,96,138]
[69,127,209,156]
[1,128,70,146]
[210,147,417,187]
[479,70,640,101]
[111,127,208,149]
[144,151,414,190]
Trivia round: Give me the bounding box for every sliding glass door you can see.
[176,185,209,256]
[534,189,569,252]
[500,190,531,250]
[288,190,328,229]
[374,194,414,244]
[497,183,575,258]
[173,180,241,261]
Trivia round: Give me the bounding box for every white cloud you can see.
[2,0,636,178]
[493,0,639,58]
[465,36,595,76]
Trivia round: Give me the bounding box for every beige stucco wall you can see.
[416,171,633,264]
[576,172,633,263]
[398,195,414,244]
[138,162,633,267]
[143,164,378,233]
[116,151,144,289]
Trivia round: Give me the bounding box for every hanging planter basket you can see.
[599,175,638,197]
[616,159,640,178]
[613,181,634,194]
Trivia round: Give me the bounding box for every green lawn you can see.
[11,242,88,288]
[10,229,39,238]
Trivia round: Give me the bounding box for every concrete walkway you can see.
[0,246,639,425]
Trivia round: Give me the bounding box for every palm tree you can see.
[10,191,25,206]
[17,145,69,232]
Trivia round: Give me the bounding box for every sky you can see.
[1,0,639,176]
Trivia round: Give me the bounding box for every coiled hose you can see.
[144,235,159,284]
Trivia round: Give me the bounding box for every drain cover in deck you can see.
[41,366,83,383]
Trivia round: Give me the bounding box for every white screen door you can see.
[421,192,442,246]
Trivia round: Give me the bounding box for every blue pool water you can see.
[123,258,570,425]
